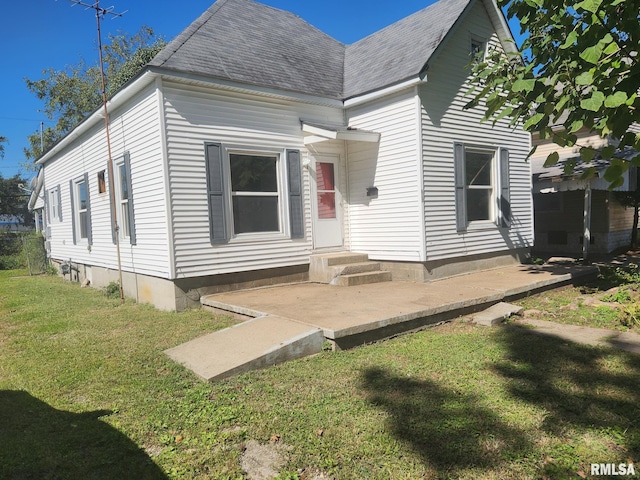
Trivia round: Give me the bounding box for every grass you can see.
[1,269,640,479]
[514,265,640,333]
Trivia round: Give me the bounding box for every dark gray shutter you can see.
[286,149,304,239]
[499,148,511,228]
[123,152,136,245]
[204,143,228,244]
[43,189,49,225]
[69,180,77,245]
[56,186,63,221]
[454,142,467,232]
[84,172,93,245]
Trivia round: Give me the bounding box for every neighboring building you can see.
[531,127,639,257]
[32,0,533,311]
[0,215,31,232]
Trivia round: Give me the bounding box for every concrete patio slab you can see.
[202,262,598,349]
[164,315,324,381]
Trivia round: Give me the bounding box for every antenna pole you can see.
[70,0,126,304]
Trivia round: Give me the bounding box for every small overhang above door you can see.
[301,120,380,145]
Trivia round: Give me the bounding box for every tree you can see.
[466,0,640,188]
[0,136,7,159]
[0,175,30,224]
[615,190,640,250]
[23,26,166,165]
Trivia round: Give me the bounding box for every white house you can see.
[32,0,533,311]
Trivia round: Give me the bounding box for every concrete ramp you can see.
[165,316,324,381]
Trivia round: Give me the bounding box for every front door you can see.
[312,156,343,249]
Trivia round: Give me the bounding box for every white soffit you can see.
[301,121,380,145]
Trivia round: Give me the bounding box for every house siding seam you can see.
[162,80,345,278]
[345,89,423,262]
[43,84,171,278]
[420,0,533,261]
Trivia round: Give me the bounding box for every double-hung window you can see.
[112,153,136,245]
[70,173,92,245]
[204,143,304,243]
[454,142,510,231]
[229,153,280,234]
[47,186,61,222]
[118,162,131,238]
[465,148,495,223]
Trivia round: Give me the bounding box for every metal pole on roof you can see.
[69,0,126,304]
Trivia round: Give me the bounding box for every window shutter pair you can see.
[205,144,304,244]
[453,143,510,231]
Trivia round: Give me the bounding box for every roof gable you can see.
[150,0,505,102]
[344,0,472,99]
[150,0,346,99]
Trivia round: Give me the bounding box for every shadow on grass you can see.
[0,390,167,480]
[494,325,640,473]
[360,367,532,476]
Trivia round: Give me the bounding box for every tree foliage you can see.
[24,26,166,165]
[0,136,6,159]
[466,0,640,188]
[0,175,30,223]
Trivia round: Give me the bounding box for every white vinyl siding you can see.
[162,80,344,277]
[345,89,423,262]
[42,83,171,278]
[420,0,533,261]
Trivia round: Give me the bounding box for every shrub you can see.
[104,282,121,299]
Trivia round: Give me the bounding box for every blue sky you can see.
[0,0,520,180]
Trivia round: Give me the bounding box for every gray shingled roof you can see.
[344,0,471,98]
[150,0,345,99]
[150,0,474,100]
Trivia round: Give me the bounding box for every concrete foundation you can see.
[50,259,309,311]
[378,248,531,282]
[50,250,531,312]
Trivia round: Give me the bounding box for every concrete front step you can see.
[164,315,324,381]
[329,261,382,278]
[332,270,393,286]
[310,251,391,286]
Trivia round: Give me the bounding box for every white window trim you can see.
[224,146,289,242]
[73,177,89,243]
[464,146,497,228]
[470,34,488,62]
[48,187,60,223]
[114,159,131,240]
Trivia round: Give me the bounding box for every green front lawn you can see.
[1,270,639,479]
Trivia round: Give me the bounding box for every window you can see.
[47,185,61,222]
[470,37,486,62]
[229,153,280,234]
[118,163,131,238]
[97,170,106,194]
[70,174,92,245]
[465,149,495,222]
[113,153,136,245]
[204,143,304,244]
[454,143,510,231]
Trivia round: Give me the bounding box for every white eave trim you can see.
[344,77,426,108]
[37,70,159,165]
[301,122,381,145]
